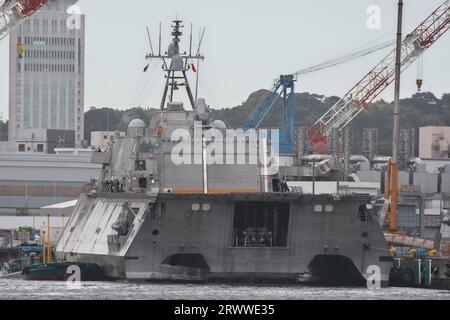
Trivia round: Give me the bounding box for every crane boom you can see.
[0,0,48,41]
[244,75,296,154]
[309,0,449,151]
[293,40,395,76]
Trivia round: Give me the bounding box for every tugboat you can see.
[22,262,103,281]
[21,216,103,281]
[55,20,393,286]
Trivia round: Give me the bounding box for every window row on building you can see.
[20,63,76,73]
[23,19,70,35]
[21,36,76,47]
[17,102,78,131]
[18,143,45,153]
[23,49,76,60]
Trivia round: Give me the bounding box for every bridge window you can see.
[358,205,372,222]
[138,177,147,189]
[233,201,289,247]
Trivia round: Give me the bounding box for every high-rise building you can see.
[8,0,84,147]
[419,126,450,159]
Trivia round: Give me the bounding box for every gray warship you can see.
[56,20,392,286]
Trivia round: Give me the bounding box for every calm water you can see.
[0,279,449,300]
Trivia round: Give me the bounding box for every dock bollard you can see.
[423,259,431,287]
[394,258,401,269]
[413,259,421,287]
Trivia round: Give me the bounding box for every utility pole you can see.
[312,158,316,196]
[390,0,403,231]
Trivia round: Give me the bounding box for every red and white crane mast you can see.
[309,0,449,152]
[0,0,48,41]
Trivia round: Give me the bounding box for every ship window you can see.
[138,177,147,189]
[149,204,157,220]
[358,205,372,222]
[202,203,211,211]
[135,160,146,171]
[314,204,323,213]
[191,203,200,211]
[233,201,289,247]
[325,204,334,213]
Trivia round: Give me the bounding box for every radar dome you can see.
[127,119,146,137]
[212,120,227,130]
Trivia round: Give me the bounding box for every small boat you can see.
[22,262,103,281]
[0,271,23,279]
[21,215,103,281]
[1,246,43,278]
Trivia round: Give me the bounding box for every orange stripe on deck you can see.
[172,189,260,194]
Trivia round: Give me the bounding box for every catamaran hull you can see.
[57,192,392,286]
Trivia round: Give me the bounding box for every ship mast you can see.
[145,20,205,110]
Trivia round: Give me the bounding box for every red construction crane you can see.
[0,0,48,40]
[308,0,450,153]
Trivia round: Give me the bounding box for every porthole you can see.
[152,229,159,236]
[202,203,211,211]
[191,203,200,211]
[325,204,334,213]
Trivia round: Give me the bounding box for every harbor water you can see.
[0,279,449,300]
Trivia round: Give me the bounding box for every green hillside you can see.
[1,91,449,156]
[210,91,450,155]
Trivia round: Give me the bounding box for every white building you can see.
[0,152,101,215]
[419,126,450,159]
[8,0,85,147]
[91,131,125,150]
[14,127,75,153]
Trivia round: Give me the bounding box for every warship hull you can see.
[55,19,393,287]
[57,192,392,286]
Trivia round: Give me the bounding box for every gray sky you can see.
[0,0,449,120]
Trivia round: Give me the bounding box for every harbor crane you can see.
[244,41,395,155]
[308,0,449,152]
[244,74,296,154]
[245,25,399,154]
[308,0,448,232]
[245,0,448,232]
[0,0,48,41]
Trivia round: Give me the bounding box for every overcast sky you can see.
[0,0,449,120]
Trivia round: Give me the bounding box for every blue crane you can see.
[244,39,399,156]
[244,74,296,155]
